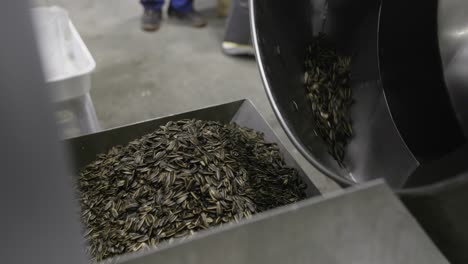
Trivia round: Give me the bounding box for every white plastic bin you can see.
[32,6,100,138]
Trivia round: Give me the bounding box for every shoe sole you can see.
[142,24,160,32]
[222,42,255,56]
[193,21,207,28]
[168,14,207,28]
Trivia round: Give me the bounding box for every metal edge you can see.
[376,0,419,188]
[396,171,468,196]
[32,6,96,82]
[111,179,387,264]
[66,99,246,141]
[249,0,354,186]
[236,99,321,196]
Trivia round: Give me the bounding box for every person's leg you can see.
[222,0,254,56]
[169,0,193,12]
[168,0,207,28]
[140,0,165,10]
[140,0,165,32]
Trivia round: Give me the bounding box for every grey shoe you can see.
[168,6,207,28]
[141,9,162,32]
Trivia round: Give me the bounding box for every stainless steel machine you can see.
[251,0,468,262]
[1,0,466,263]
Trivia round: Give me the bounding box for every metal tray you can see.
[66,99,319,197]
[65,99,321,261]
[114,181,448,264]
[64,100,449,263]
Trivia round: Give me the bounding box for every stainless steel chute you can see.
[250,0,418,187]
[251,0,468,262]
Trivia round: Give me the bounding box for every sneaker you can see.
[222,41,255,56]
[222,0,254,56]
[168,6,207,28]
[141,9,162,32]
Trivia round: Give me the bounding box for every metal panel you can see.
[0,0,87,263]
[398,170,468,263]
[438,0,468,139]
[111,181,448,264]
[379,0,465,162]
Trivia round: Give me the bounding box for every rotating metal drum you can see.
[250,0,417,187]
[250,0,468,262]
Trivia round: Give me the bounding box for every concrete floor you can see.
[49,0,339,192]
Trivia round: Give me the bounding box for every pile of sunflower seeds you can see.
[304,34,353,167]
[78,119,307,261]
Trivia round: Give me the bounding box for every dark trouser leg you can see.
[141,0,164,31]
[168,0,206,27]
[170,0,193,12]
[140,0,165,10]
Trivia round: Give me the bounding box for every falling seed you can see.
[304,33,353,167]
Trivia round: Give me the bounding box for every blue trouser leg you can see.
[140,0,193,12]
[170,0,193,12]
[140,0,165,10]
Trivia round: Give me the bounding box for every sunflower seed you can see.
[78,119,307,261]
